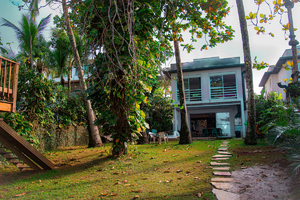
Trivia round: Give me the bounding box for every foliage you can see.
[256,91,300,175]
[0,35,8,56]
[17,68,56,127]
[245,0,299,37]
[53,87,87,128]
[255,92,291,135]
[2,13,51,67]
[289,82,300,98]
[142,88,173,132]
[0,112,39,147]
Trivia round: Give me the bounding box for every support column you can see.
[240,100,246,137]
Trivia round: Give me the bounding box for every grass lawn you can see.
[0,139,287,199]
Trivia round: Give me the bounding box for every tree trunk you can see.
[172,24,192,145]
[62,0,102,147]
[236,0,257,145]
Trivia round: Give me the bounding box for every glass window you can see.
[210,76,222,87]
[216,112,230,137]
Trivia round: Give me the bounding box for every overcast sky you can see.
[0,0,299,94]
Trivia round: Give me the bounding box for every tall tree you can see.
[62,0,102,147]
[2,13,51,68]
[172,24,192,144]
[236,0,257,145]
[162,0,234,144]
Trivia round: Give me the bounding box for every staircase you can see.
[0,147,32,170]
[0,119,54,171]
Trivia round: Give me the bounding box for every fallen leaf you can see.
[101,193,108,196]
[176,170,182,173]
[164,170,170,173]
[197,193,202,198]
[149,191,155,193]
[246,159,251,161]
[155,168,159,171]
[150,157,155,159]
[164,180,169,183]
[122,180,128,183]
[273,195,278,198]
[195,155,199,157]
[177,177,182,180]
[14,193,26,197]
[114,182,121,185]
[39,180,42,183]
[69,195,75,198]
[163,161,168,163]
[101,177,107,179]
[54,182,58,184]
[197,161,202,163]
[261,174,267,178]
[186,171,191,173]
[110,193,118,196]
[257,179,261,181]
[141,178,148,180]
[113,172,119,175]
[132,190,142,193]
[111,167,115,170]
[194,177,199,179]
[134,195,140,198]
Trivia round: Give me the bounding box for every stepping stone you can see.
[218,148,228,151]
[222,141,229,144]
[212,189,240,200]
[212,167,230,171]
[211,177,234,182]
[212,157,229,161]
[210,162,230,166]
[213,171,231,176]
[213,155,231,158]
[211,182,232,190]
[217,151,232,155]
[220,145,229,147]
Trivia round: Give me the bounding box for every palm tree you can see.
[2,13,51,68]
[236,0,257,145]
[51,28,70,86]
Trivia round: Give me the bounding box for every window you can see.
[210,74,237,99]
[177,77,202,102]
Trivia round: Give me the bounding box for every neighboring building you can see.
[50,64,91,92]
[165,57,247,138]
[259,46,300,100]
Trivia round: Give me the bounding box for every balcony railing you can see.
[0,56,19,112]
[177,89,202,102]
[210,86,237,100]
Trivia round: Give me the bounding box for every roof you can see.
[165,57,244,74]
[259,54,300,87]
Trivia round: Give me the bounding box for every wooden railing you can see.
[0,56,19,112]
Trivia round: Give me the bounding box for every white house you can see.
[166,57,247,138]
[259,46,300,100]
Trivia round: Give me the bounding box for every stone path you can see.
[210,141,240,200]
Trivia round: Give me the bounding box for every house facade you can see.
[259,46,300,100]
[166,57,247,138]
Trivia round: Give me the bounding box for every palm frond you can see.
[37,14,51,35]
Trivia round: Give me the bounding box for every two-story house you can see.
[166,57,247,138]
[259,46,300,100]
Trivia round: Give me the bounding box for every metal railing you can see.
[210,86,237,100]
[0,56,19,112]
[176,88,202,102]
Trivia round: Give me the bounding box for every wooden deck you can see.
[0,57,54,171]
[0,56,19,112]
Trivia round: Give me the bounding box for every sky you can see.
[0,0,299,94]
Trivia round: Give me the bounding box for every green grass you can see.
[0,139,287,199]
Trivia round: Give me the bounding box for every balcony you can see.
[210,86,237,100]
[0,56,19,112]
[176,88,202,102]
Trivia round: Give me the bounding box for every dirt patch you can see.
[228,164,300,200]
